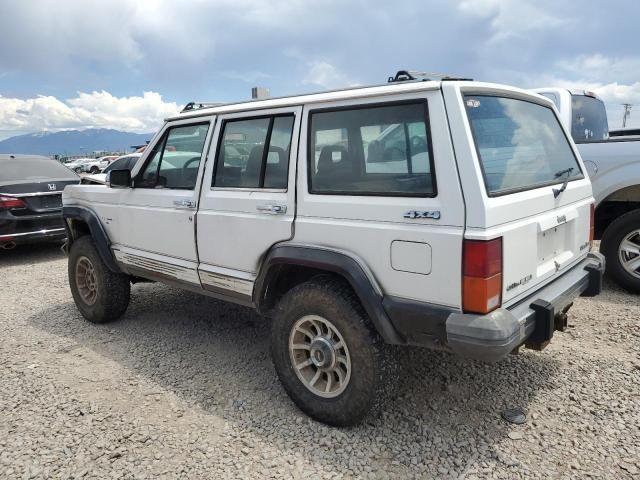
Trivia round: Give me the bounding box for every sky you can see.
[0,0,639,140]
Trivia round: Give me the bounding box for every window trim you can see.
[134,121,211,190]
[306,99,437,198]
[463,93,584,198]
[211,113,295,191]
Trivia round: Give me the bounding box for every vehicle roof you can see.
[0,154,53,162]
[534,87,604,101]
[168,80,541,121]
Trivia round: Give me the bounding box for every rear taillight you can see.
[0,195,26,210]
[589,203,595,248]
[463,238,503,314]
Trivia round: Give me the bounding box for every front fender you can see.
[62,205,121,272]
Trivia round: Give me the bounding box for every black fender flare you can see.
[62,205,120,272]
[254,244,405,344]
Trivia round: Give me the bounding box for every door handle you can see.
[256,203,287,215]
[173,200,196,209]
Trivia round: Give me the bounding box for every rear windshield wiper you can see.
[553,167,574,198]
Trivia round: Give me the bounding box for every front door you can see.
[196,107,301,300]
[110,117,214,285]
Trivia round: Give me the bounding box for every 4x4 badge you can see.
[404,210,441,220]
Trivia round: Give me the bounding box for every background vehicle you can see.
[1,154,79,249]
[80,155,119,173]
[534,88,640,292]
[81,153,142,185]
[63,157,95,173]
[63,77,603,425]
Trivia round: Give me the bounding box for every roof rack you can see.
[387,70,473,83]
[181,101,225,113]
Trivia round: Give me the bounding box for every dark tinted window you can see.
[103,156,138,173]
[0,157,78,183]
[214,115,293,189]
[308,102,434,196]
[571,95,609,142]
[137,123,209,189]
[464,95,582,195]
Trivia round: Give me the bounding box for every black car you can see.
[0,154,79,249]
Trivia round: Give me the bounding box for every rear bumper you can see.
[0,211,66,245]
[445,252,605,362]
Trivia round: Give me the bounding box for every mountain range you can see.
[0,129,154,156]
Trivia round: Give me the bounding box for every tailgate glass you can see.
[464,95,583,196]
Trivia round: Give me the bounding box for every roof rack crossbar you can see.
[387,70,472,83]
[181,101,225,113]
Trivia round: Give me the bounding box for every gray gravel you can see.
[1,244,639,479]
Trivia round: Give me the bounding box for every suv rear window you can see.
[571,94,609,143]
[308,102,435,196]
[464,95,582,196]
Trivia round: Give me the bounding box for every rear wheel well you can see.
[595,200,640,241]
[258,264,354,316]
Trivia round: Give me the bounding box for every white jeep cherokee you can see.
[62,73,604,426]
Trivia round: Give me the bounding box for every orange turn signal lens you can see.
[462,238,503,314]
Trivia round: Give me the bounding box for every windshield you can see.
[571,95,609,142]
[464,95,582,196]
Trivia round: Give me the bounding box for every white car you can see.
[79,155,120,174]
[63,158,95,173]
[62,71,604,426]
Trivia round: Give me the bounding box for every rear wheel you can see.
[89,166,99,174]
[271,277,394,426]
[601,209,640,293]
[68,236,131,323]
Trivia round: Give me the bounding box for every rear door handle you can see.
[173,200,196,209]
[256,203,287,215]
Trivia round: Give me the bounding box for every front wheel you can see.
[68,235,131,323]
[601,209,640,293]
[271,277,393,426]
[89,166,99,174]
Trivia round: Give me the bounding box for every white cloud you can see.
[302,61,357,90]
[458,0,567,42]
[0,91,180,137]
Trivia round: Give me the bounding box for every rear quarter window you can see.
[464,95,582,196]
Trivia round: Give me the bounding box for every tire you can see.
[68,235,131,323]
[90,167,99,174]
[271,276,394,426]
[74,167,82,173]
[601,209,640,293]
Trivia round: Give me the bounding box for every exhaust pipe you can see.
[1,241,16,250]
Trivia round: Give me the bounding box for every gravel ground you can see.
[1,244,639,479]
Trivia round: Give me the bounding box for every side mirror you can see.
[106,169,131,188]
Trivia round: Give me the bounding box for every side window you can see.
[137,123,209,189]
[309,102,435,196]
[214,115,294,189]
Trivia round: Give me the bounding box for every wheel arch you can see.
[595,185,640,240]
[254,244,405,345]
[63,205,121,272]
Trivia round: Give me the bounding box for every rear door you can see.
[443,83,593,306]
[295,90,465,308]
[196,106,301,300]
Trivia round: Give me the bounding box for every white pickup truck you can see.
[534,88,640,292]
